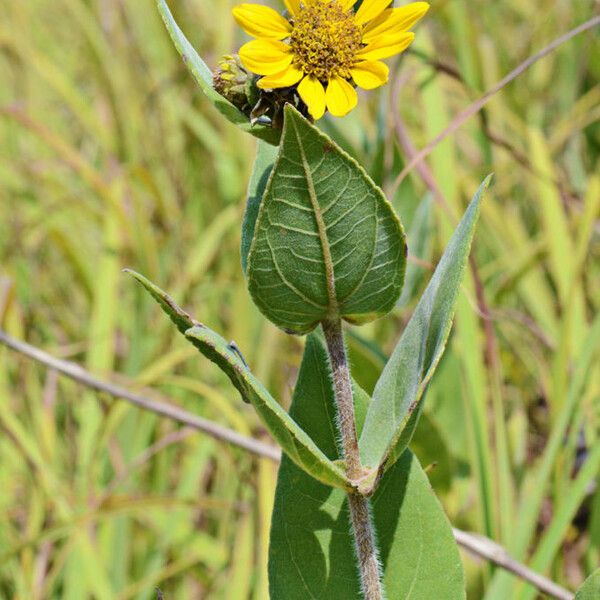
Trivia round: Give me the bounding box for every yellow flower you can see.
[232,0,429,119]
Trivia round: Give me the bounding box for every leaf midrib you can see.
[290,119,382,318]
[292,119,338,317]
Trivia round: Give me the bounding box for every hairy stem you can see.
[322,319,361,477]
[322,319,384,600]
[348,494,384,600]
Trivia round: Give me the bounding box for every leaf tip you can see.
[282,103,307,129]
[481,172,494,190]
[466,174,493,220]
[123,268,144,282]
[474,174,492,199]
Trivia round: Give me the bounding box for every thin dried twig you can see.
[390,15,600,196]
[0,329,281,462]
[0,329,575,599]
[453,529,574,600]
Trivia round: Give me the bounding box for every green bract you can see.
[247,105,406,335]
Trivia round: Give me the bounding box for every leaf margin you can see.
[125,269,353,491]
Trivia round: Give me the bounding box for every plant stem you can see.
[322,319,361,476]
[322,319,384,600]
[347,493,385,600]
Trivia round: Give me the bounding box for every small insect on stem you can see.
[227,340,249,368]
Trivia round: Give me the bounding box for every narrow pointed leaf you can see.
[127,270,351,490]
[575,570,600,599]
[157,0,279,145]
[241,140,278,273]
[248,105,406,335]
[269,334,465,599]
[359,177,490,473]
[124,268,197,334]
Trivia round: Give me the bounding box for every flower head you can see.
[232,0,429,120]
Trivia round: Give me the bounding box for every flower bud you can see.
[213,54,258,112]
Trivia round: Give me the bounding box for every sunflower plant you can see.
[138,1,491,598]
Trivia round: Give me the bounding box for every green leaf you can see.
[575,570,600,599]
[126,269,351,491]
[241,140,278,274]
[247,105,406,335]
[269,334,465,600]
[124,269,196,335]
[156,0,279,145]
[359,177,490,474]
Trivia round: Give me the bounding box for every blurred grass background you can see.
[0,0,599,598]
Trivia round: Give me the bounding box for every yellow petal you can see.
[232,4,292,39]
[258,64,304,89]
[340,0,356,10]
[325,76,358,117]
[362,2,429,43]
[239,39,293,75]
[283,0,301,17]
[297,76,326,120]
[354,0,392,26]
[357,31,414,61]
[350,60,388,89]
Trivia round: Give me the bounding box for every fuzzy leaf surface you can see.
[359,177,489,473]
[248,105,406,334]
[127,270,350,490]
[269,334,465,599]
[157,0,279,144]
[575,570,600,599]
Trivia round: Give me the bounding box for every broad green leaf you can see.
[575,570,600,599]
[359,177,489,474]
[126,270,351,491]
[241,140,278,274]
[247,105,406,335]
[156,0,279,145]
[269,334,465,600]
